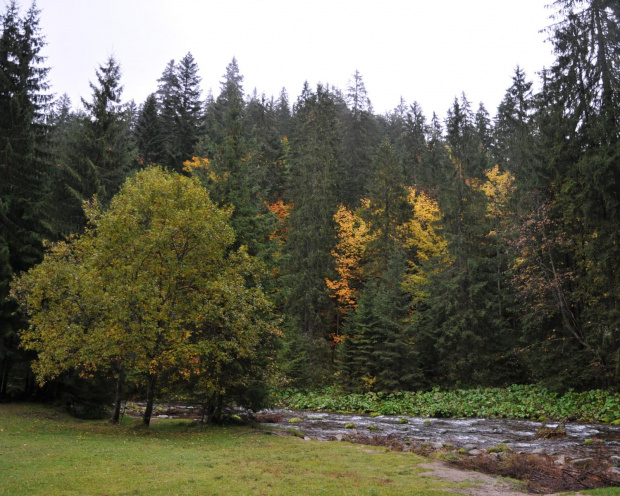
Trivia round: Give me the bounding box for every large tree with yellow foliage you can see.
[12,167,277,425]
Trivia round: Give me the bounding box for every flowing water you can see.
[259,409,620,460]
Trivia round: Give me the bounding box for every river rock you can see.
[462,444,477,452]
[468,449,483,456]
[611,455,620,467]
[571,458,594,469]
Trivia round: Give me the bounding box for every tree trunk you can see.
[143,373,157,427]
[110,371,124,424]
[0,359,9,399]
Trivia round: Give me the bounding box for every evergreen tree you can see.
[135,93,163,166]
[524,0,620,388]
[340,70,379,206]
[58,56,132,232]
[156,54,202,172]
[0,1,51,397]
[340,252,421,392]
[244,90,288,201]
[414,96,519,386]
[274,87,293,138]
[395,102,429,188]
[494,66,542,191]
[364,138,409,276]
[280,83,341,384]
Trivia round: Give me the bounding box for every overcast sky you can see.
[31,0,556,117]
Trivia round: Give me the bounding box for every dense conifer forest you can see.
[2,0,620,414]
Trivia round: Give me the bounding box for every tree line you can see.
[1,0,619,417]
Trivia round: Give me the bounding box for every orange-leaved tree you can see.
[325,203,374,337]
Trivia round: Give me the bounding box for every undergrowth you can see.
[272,385,620,422]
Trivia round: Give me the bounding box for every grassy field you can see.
[0,403,465,496]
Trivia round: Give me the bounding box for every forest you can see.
[1,0,620,421]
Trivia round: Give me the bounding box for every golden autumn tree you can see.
[13,167,277,426]
[398,187,448,306]
[325,203,374,336]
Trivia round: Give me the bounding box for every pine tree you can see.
[156,54,202,172]
[58,56,132,232]
[526,0,620,388]
[0,1,52,397]
[339,70,378,206]
[135,93,163,166]
[414,96,520,386]
[280,83,341,383]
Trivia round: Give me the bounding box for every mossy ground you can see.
[0,404,463,496]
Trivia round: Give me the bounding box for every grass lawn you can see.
[0,403,465,496]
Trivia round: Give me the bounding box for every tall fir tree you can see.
[339,70,378,206]
[280,83,341,384]
[414,95,520,386]
[0,1,52,397]
[57,56,132,234]
[523,0,620,388]
[134,93,163,166]
[155,54,202,172]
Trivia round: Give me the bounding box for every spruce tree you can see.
[155,54,202,172]
[414,96,518,386]
[524,0,620,388]
[135,93,163,166]
[0,1,51,397]
[280,83,341,384]
[58,56,132,232]
[339,70,378,206]
[340,252,421,392]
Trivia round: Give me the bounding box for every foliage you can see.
[273,385,620,423]
[12,167,278,424]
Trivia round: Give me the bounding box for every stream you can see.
[257,409,620,460]
[133,402,620,461]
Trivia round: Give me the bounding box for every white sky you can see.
[30,0,556,117]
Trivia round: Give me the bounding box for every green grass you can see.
[0,403,463,496]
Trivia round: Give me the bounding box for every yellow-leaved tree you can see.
[325,203,374,337]
[398,187,448,306]
[12,167,278,425]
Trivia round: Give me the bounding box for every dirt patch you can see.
[452,452,620,494]
[418,462,530,496]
